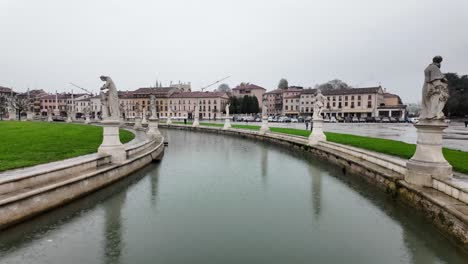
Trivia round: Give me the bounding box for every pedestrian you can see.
[310,121,313,131]
[184,118,187,125]
[305,121,309,130]
[465,121,468,128]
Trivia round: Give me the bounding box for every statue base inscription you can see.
[308,119,326,145]
[193,117,200,127]
[223,117,231,130]
[147,117,162,140]
[98,120,126,164]
[26,112,34,121]
[259,118,269,135]
[134,117,143,130]
[405,120,452,187]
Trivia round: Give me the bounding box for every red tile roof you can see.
[232,83,266,91]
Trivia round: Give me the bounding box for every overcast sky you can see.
[1,0,467,103]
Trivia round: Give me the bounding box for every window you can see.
[358,101,361,107]
[285,105,288,110]
[368,95,372,100]
[351,96,354,100]
[367,101,372,108]
[345,102,348,107]
[345,96,348,100]
[358,96,361,100]
[351,102,355,108]
[333,102,336,107]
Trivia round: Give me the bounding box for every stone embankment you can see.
[0,129,164,230]
[160,123,468,249]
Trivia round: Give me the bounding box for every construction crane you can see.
[200,76,231,92]
[69,82,94,95]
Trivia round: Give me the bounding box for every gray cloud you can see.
[1,0,467,103]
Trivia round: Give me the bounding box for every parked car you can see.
[255,117,261,122]
[297,116,305,123]
[344,116,353,123]
[359,117,366,122]
[381,117,390,123]
[374,116,382,123]
[352,116,359,122]
[397,117,407,123]
[290,118,298,123]
[389,117,397,123]
[336,116,344,123]
[330,116,337,123]
[366,116,375,123]
[267,116,274,122]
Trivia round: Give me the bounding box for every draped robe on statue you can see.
[420,64,448,120]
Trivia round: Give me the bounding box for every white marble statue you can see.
[312,89,327,120]
[150,94,157,118]
[225,103,230,117]
[134,102,141,118]
[420,56,449,120]
[99,76,120,121]
[262,103,267,118]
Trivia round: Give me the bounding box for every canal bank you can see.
[160,123,468,249]
[0,128,165,230]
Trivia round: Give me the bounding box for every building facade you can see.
[231,83,266,109]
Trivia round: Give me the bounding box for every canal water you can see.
[0,129,467,264]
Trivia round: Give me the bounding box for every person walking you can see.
[305,121,309,130]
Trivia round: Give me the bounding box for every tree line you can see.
[228,95,259,114]
[444,72,468,118]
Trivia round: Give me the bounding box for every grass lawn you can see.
[0,121,135,172]
[170,122,468,174]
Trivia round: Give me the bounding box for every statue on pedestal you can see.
[99,76,120,121]
[405,56,452,187]
[420,56,449,120]
[312,90,327,120]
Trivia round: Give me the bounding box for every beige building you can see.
[231,83,266,109]
[263,86,303,116]
[169,91,229,120]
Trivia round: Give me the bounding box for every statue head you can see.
[432,56,443,67]
[99,76,108,81]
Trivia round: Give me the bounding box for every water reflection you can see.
[309,165,323,219]
[103,190,126,264]
[149,164,161,207]
[261,145,268,188]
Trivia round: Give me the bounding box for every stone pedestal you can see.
[166,117,172,125]
[259,117,269,135]
[85,116,91,124]
[47,115,53,122]
[405,120,452,187]
[26,112,34,121]
[308,118,326,145]
[223,117,231,130]
[147,117,162,140]
[98,120,126,163]
[134,117,143,130]
[142,115,148,125]
[8,110,16,120]
[66,116,72,123]
[193,117,200,127]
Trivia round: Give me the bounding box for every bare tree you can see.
[0,94,8,120]
[8,93,32,121]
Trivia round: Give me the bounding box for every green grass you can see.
[0,121,135,172]
[170,122,468,174]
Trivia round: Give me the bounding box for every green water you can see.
[0,129,466,264]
